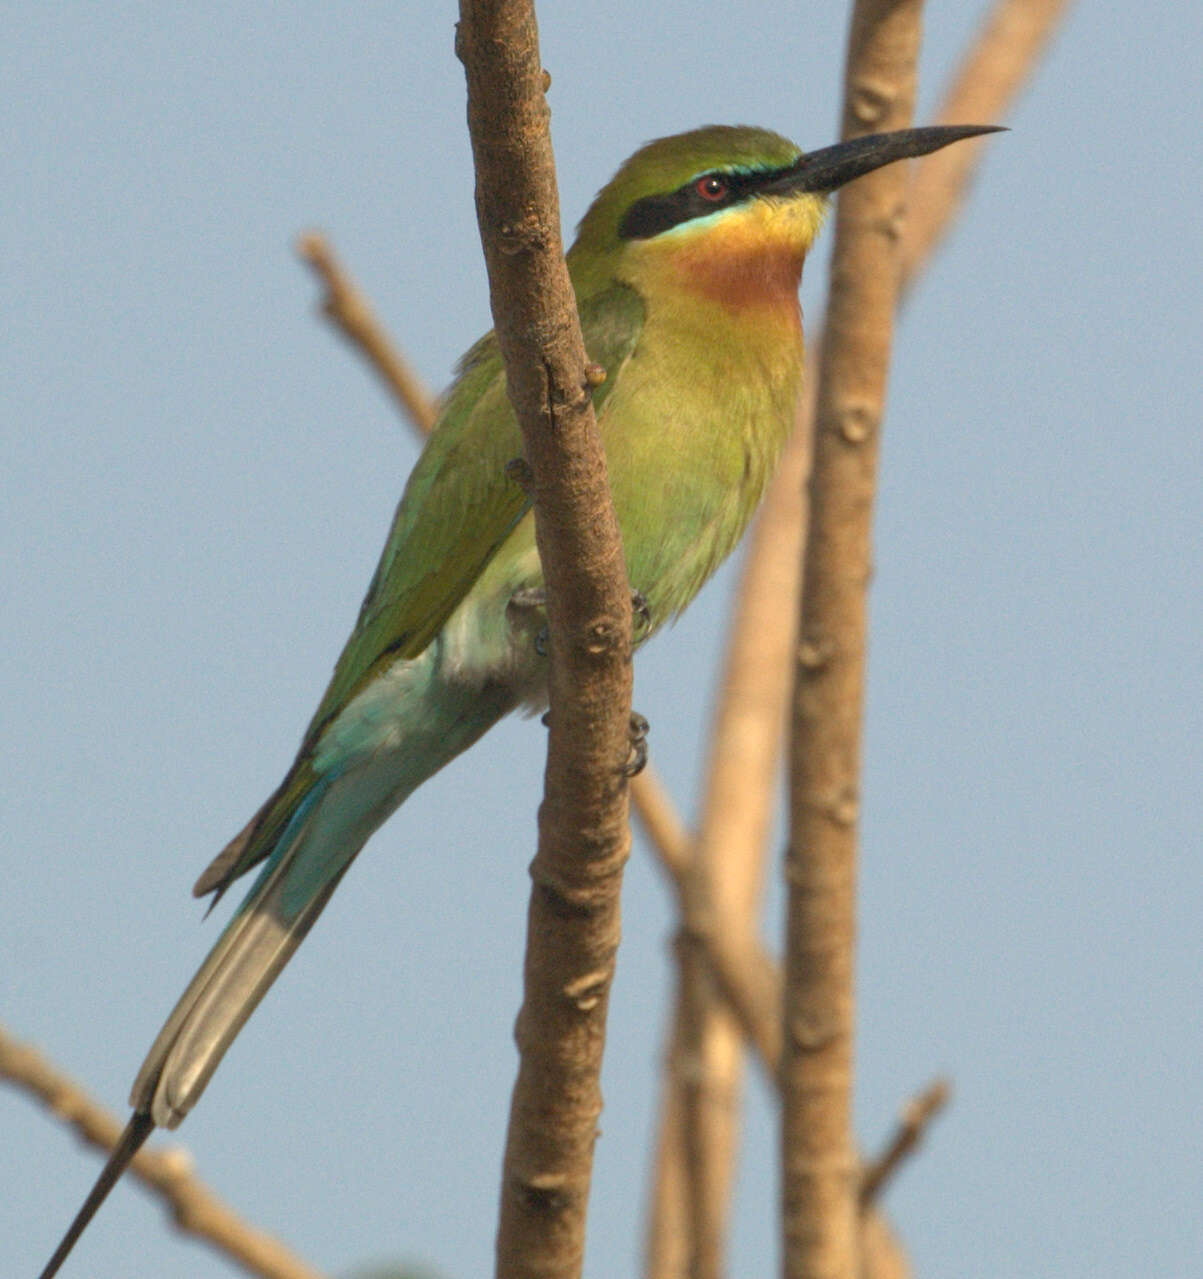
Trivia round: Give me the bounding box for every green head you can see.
[568,123,1000,305]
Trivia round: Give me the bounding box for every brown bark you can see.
[456,5,635,1279]
[297,231,439,431]
[782,3,926,1277]
[859,1079,951,1209]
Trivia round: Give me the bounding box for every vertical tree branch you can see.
[456,5,635,1279]
[637,11,1066,1259]
[669,388,818,1279]
[782,3,926,1277]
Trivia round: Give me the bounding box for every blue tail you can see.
[130,640,521,1129]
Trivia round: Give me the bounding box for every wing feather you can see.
[194,283,644,897]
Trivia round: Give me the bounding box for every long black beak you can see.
[768,124,1005,195]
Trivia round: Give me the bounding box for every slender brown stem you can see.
[0,1025,325,1279]
[859,1079,951,1209]
[782,3,926,1277]
[631,767,692,885]
[456,5,635,1279]
[667,377,820,1279]
[297,231,439,430]
[645,998,692,1279]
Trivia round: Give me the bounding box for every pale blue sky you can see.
[4,5,1200,1278]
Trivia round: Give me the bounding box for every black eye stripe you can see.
[617,162,801,241]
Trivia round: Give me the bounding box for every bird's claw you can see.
[509,587,547,610]
[510,587,648,656]
[631,590,652,640]
[622,711,650,777]
[507,587,549,656]
[539,709,648,775]
[505,456,536,497]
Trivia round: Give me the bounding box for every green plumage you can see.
[169,124,820,1115]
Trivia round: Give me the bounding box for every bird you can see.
[39,120,997,1276]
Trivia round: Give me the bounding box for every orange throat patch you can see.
[674,236,805,318]
[636,194,826,324]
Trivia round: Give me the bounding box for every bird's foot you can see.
[507,586,549,656]
[631,590,652,641]
[509,586,547,610]
[509,587,649,656]
[622,711,650,776]
[538,709,648,775]
[503,585,547,654]
[505,456,536,498]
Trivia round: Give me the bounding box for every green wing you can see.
[194,282,645,899]
[307,279,645,738]
[305,338,522,734]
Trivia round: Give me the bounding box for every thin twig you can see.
[0,1025,325,1279]
[297,231,439,430]
[631,767,692,884]
[859,1079,952,1209]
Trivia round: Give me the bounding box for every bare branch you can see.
[0,1025,325,1279]
[642,3,1065,1268]
[860,1079,952,1209]
[782,3,926,1276]
[456,5,634,1279]
[644,1001,691,1279]
[296,231,439,430]
[631,767,693,885]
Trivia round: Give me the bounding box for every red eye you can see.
[696,174,729,202]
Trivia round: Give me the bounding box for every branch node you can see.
[848,79,897,127]
[562,969,611,1012]
[158,1144,196,1181]
[826,786,860,828]
[833,400,877,445]
[509,1168,576,1215]
[797,634,836,672]
[495,215,546,256]
[786,1009,843,1053]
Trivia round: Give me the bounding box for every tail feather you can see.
[191,795,272,902]
[131,654,518,1130]
[192,757,319,903]
[131,780,349,1128]
[37,1112,155,1279]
